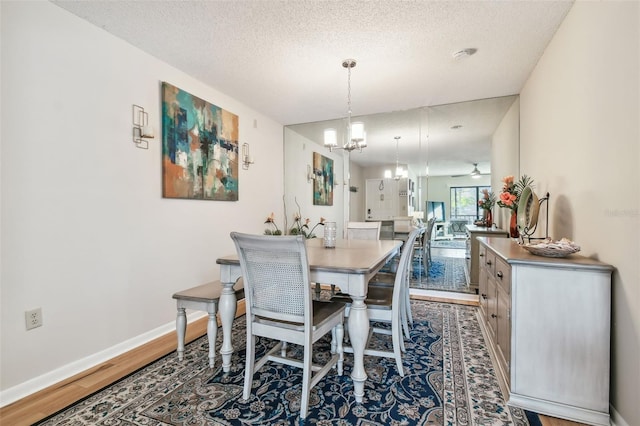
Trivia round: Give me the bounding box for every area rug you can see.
[411,255,473,294]
[430,239,466,249]
[37,301,537,426]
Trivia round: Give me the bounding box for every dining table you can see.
[216,237,402,403]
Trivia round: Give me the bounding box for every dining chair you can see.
[230,232,346,420]
[331,227,421,376]
[392,216,413,242]
[370,226,422,335]
[415,217,436,273]
[317,221,383,298]
[346,221,381,240]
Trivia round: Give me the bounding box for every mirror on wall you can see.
[284,95,519,233]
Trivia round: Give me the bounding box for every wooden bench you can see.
[172,278,244,368]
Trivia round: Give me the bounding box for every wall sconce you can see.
[132,104,154,149]
[242,143,254,170]
[307,164,316,183]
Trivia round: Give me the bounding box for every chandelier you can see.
[324,59,366,152]
[384,136,407,180]
[393,136,407,180]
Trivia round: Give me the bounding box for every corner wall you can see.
[519,2,639,425]
[1,1,284,401]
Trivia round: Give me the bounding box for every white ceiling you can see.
[52,0,573,176]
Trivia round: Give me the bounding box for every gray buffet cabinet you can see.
[476,237,613,426]
[464,224,509,293]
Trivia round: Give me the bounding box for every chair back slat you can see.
[231,232,311,324]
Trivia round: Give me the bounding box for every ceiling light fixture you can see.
[393,136,407,180]
[470,163,482,179]
[324,59,366,152]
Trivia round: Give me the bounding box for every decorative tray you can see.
[520,238,581,258]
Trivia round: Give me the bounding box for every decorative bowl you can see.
[520,238,581,258]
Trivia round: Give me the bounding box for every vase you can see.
[509,211,519,238]
[484,210,493,228]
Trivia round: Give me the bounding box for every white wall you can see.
[284,127,345,237]
[0,1,284,402]
[491,97,520,230]
[519,2,639,425]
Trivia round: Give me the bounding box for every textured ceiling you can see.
[52,0,574,176]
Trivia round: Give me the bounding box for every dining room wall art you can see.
[161,82,239,201]
[312,152,333,206]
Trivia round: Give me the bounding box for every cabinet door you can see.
[496,286,511,383]
[479,265,489,318]
[486,278,498,340]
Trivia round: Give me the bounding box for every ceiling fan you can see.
[452,163,489,179]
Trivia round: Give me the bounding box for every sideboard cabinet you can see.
[477,237,613,426]
[465,224,508,293]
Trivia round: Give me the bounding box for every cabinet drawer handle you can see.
[481,293,487,300]
[491,314,497,318]
[486,260,492,266]
[479,253,484,257]
[496,271,503,279]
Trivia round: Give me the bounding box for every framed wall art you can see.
[162,82,239,201]
[312,152,333,206]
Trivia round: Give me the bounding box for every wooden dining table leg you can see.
[218,281,237,373]
[348,296,369,403]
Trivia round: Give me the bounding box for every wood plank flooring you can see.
[0,298,586,426]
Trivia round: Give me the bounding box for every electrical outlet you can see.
[25,308,43,330]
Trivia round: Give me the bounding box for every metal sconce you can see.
[132,104,154,149]
[242,143,254,170]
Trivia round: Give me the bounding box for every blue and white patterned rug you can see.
[37,301,539,425]
[410,255,472,293]
[431,239,466,249]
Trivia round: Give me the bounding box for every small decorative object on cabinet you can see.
[477,237,613,426]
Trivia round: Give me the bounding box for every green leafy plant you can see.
[478,189,496,210]
[264,212,282,235]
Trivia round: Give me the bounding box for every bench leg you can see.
[207,309,217,368]
[176,307,187,361]
[219,282,237,372]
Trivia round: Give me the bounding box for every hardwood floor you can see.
[539,415,588,426]
[0,298,587,426]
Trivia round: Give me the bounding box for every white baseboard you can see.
[610,404,630,426]
[0,312,206,407]
[410,288,479,303]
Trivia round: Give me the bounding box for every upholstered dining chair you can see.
[370,226,422,336]
[331,227,421,377]
[230,232,346,420]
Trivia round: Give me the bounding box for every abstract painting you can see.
[162,82,239,201]
[312,152,333,206]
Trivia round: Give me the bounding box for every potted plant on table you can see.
[497,175,534,237]
[264,212,282,235]
[478,189,496,227]
[289,212,325,239]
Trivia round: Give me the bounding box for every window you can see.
[450,186,491,222]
